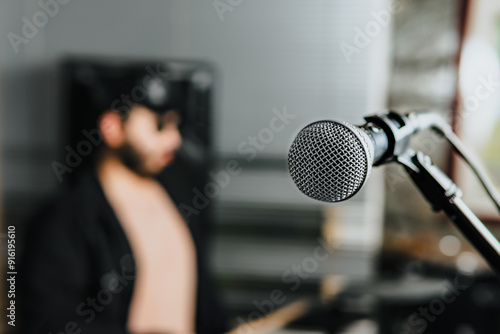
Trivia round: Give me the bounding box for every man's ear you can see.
[98,111,125,149]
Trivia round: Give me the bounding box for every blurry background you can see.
[2,0,500,333]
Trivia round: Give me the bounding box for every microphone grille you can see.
[288,120,373,203]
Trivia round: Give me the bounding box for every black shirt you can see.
[19,166,227,334]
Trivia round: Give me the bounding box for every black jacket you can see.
[19,165,227,334]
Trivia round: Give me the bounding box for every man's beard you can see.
[116,142,158,178]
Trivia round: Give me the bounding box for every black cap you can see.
[79,62,183,118]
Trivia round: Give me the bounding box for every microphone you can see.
[287,111,447,203]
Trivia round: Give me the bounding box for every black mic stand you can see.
[365,111,500,274]
[396,150,500,274]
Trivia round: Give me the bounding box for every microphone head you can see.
[288,120,374,203]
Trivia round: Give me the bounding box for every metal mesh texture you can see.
[288,120,372,202]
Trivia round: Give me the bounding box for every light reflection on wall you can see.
[457,0,500,215]
[458,35,500,148]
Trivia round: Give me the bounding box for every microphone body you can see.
[287,111,442,203]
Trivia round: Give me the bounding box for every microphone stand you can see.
[365,111,500,274]
[396,150,500,274]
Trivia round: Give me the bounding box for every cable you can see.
[429,117,500,215]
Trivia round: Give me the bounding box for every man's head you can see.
[89,63,184,177]
[98,106,182,177]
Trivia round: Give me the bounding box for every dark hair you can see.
[77,62,183,124]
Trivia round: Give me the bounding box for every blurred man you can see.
[19,63,227,334]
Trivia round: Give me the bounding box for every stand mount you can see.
[397,150,500,274]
